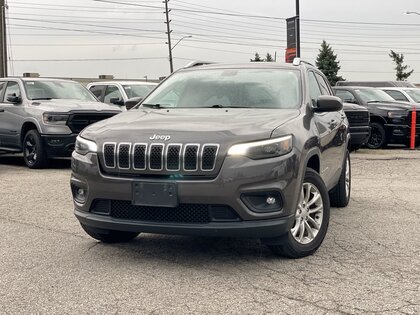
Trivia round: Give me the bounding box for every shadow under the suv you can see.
[0,153,71,169]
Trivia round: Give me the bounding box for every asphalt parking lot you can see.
[0,149,419,314]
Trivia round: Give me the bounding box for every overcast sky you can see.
[5,0,420,82]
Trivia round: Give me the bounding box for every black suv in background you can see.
[333,86,420,148]
[71,60,350,258]
[342,103,370,151]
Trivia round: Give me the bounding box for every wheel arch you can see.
[369,115,387,125]
[20,121,41,145]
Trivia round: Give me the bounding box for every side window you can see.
[383,90,409,102]
[335,90,357,104]
[89,85,105,100]
[308,72,322,105]
[315,73,332,95]
[104,85,123,104]
[3,81,21,103]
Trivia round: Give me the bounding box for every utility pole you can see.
[163,0,173,73]
[295,0,300,58]
[0,0,7,77]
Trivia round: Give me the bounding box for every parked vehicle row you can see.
[334,86,420,149]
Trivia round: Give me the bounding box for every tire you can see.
[329,150,351,207]
[366,122,387,149]
[267,168,330,259]
[80,223,140,243]
[23,129,48,169]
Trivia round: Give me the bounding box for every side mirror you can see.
[109,97,125,106]
[314,95,343,112]
[125,97,143,110]
[7,94,21,104]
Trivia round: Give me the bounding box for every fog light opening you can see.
[241,191,283,213]
[71,183,87,204]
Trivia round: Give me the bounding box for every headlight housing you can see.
[43,113,69,125]
[228,135,292,159]
[387,110,407,118]
[75,136,97,155]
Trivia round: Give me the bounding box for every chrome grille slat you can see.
[102,142,218,173]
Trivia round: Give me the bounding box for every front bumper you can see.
[349,126,370,147]
[42,134,77,157]
[71,149,301,238]
[384,124,420,143]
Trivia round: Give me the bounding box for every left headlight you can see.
[75,136,97,155]
[387,110,407,119]
[228,135,292,159]
[42,113,69,125]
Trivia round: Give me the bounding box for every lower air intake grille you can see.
[110,200,211,223]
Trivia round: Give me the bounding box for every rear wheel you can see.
[367,122,387,149]
[329,150,351,207]
[267,168,330,258]
[23,129,47,169]
[81,223,140,243]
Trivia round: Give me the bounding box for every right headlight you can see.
[228,135,292,160]
[75,136,97,155]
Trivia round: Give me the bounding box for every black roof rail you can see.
[183,61,216,68]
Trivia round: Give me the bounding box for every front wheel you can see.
[267,168,330,258]
[81,224,140,243]
[366,122,387,149]
[23,129,48,169]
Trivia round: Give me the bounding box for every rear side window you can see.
[3,81,21,103]
[335,90,357,104]
[89,85,105,100]
[383,90,409,102]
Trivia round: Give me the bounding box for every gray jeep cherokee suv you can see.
[71,61,350,258]
[0,78,121,168]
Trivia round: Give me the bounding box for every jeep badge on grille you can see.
[150,134,171,141]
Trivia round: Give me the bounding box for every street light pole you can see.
[163,0,173,73]
[296,0,300,58]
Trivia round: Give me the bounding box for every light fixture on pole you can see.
[166,35,192,73]
[404,11,420,16]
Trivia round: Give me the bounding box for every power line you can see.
[13,56,168,62]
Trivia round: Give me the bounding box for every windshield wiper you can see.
[31,97,52,100]
[204,105,249,108]
[366,101,382,103]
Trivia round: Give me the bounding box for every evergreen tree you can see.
[389,50,414,81]
[315,40,344,86]
[250,52,263,62]
[265,53,274,62]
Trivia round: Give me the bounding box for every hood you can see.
[82,108,300,143]
[367,101,420,111]
[31,99,122,112]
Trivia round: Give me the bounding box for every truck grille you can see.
[101,142,220,174]
[67,113,117,133]
[407,111,420,125]
[345,111,369,126]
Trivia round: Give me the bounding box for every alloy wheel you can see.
[291,182,324,245]
[24,134,38,165]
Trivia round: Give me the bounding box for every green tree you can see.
[315,40,344,86]
[250,52,263,62]
[265,53,274,62]
[389,50,414,81]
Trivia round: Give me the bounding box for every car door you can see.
[308,71,343,187]
[0,80,23,149]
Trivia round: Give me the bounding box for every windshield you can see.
[404,89,420,102]
[24,80,97,102]
[355,88,395,103]
[123,84,156,99]
[140,68,301,109]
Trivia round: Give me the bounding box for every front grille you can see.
[67,113,117,133]
[101,142,219,174]
[407,111,420,125]
[345,111,370,126]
